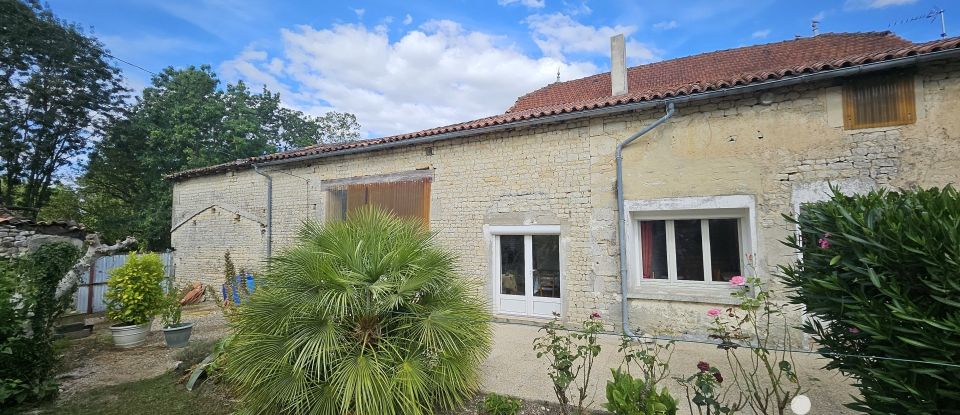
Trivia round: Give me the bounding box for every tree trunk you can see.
[55,234,137,301]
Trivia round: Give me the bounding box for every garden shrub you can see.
[606,338,677,415]
[478,393,522,415]
[225,208,492,415]
[781,186,960,413]
[0,243,80,408]
[104,252,166,325]
[533,312,603,415]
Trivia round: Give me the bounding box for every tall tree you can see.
[0,0,126,213]
[81,66,360,249]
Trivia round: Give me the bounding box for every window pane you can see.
[499,235,524,295]
[674,220,704,281]
[709,219,741,282]
[639,220,668,279]
[532,235,560,298]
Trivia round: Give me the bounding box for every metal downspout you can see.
[253,165,273,259]
[617,102,675,339]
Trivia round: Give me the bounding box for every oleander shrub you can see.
[0,243,80,408]
[780,186,960,413]
[104,252,166,325]
[225,207,492,415]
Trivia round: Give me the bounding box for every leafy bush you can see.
[533,312,603,415]
[104,252,166,325]
[478,393,522,415]
[606,369,677,415]
[0,243,80,407]
[606,338,676,415]
[781,186,960,413]
[159,289,182,328]
[225,208,492,415]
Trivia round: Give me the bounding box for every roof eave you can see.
[169,47,960,181]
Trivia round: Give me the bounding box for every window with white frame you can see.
[637,216,744,282]
[626,196,755,288]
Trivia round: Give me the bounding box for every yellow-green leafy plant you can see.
[225,208,492,415]
[104,252,166,325]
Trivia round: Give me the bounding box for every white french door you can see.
[490,226,562,318]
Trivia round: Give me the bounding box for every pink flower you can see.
[848,327,861,334]
[590,311,601,320]
[818,232,832,249]
[729,276,746,286]
[707,308,722,317]
[697,361,710,372]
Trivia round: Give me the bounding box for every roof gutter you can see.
[247,47,960,170]
[616,102,674,339]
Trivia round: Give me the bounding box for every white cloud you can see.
[845,0,916,9]
[525,13,659,64]
[652,20,678,31]
[812,11,826,21]
[751,29,771,39]
[562,0,592,16]
[220,20,597,137]
[497,0,546,8]
[403,14,413,25]
[352,8,365,19]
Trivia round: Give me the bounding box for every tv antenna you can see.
[890,7,947,38]
[812,19,820,36]
[556,66,561,83]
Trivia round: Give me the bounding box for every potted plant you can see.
[160,288,193,347]
[104,252,166,348]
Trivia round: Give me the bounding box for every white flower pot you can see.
[109,321,151,348]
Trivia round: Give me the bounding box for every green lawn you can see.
[35,373,233,415]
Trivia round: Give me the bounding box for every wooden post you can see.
[86,259,95,314]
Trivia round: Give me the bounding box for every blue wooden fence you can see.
[74,252,174,314]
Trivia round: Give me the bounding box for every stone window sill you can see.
[627,283,741,305]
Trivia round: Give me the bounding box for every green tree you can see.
[80,66,360,249]
[35,183,82,222]
[0,0,126,213]
[226,208,492,415]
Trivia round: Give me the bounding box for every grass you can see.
[33,372,234,415]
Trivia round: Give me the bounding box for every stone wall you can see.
[0,224,85,259]
[171,59,960,338]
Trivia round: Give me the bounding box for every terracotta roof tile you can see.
[169,32,960,180]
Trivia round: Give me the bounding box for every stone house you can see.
[169,32,960,337]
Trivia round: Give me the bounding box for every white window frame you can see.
[623,195,757,302]
[486,225,564,318]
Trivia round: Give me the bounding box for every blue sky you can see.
[47,0,950,138]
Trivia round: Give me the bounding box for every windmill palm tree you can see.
[225,207,492,414]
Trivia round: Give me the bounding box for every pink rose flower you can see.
[707,308,721,317]
[818,232,832,249]
[590,311,601,320]
[729,275,746,286]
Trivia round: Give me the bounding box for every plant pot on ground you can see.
[160,286,193,348]
[104,252,166,348]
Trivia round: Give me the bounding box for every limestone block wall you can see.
[171,59,960,337]
[0,225,84,259]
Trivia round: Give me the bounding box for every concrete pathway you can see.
[480,322,859,414]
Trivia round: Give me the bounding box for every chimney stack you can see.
[611,34,627,96]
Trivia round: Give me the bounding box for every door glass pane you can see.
[709,219,741,282]
[499,235,524,295]
[674,220,704,281]
[532,235,560,298]
[639,220,668,279]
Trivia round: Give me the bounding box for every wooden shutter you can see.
[325,177,431,225]
[842,74,916,130]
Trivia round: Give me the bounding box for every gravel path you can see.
[55,302,229,398]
